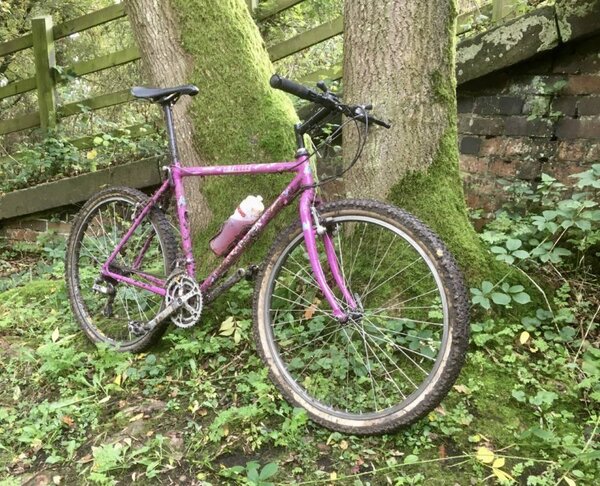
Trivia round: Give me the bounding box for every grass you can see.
[0,235,598,486]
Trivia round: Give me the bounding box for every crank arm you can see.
[130,290,197,335]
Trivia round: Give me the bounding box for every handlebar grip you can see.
[370,117,391,129]
[270,74,319,103]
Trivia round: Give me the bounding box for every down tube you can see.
[298,188,346,320]
[200,173,304,292]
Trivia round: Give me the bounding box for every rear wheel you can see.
[66,187,177,352]
[254,199,469,434]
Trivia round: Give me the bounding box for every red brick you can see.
[504,117,553,137]
[480,137,507,157]
[490,159,519,178]
[504,138,531,156]
[545,163,589,185]
[587,142,600,162]
[564,75,600,95]
[47,222,72,235]
[16,219,47,232]
[458,115,504,136]
[517,160,542,180]
[557,140,589,161]
[3,228,38,242]
[460,155,488,174]
[556,117,600,139]
[578,95,600,116]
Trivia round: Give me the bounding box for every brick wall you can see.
[0,216,71,242]
[458,34,600,212]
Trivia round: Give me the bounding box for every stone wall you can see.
[458,34,600,212]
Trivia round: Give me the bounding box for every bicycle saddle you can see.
[131,85,199,104]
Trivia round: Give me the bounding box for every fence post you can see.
[492,0,517,22]
[32,15,57,130]
[492,0,507,22]
[246,0,258,13]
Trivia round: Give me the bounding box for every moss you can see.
[0,279,65,305]
[169,0,300,271]
[485,11,557,52]
[388,126,504,283]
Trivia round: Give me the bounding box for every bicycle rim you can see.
[70,195,170,346]
[263,214,450,419]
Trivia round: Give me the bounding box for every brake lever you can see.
[350,105,391,129]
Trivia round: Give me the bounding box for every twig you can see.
[572,304,600,363]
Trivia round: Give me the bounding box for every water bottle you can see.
[210,195,264,256]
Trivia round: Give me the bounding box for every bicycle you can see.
[65,75,469,434]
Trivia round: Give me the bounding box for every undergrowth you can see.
[0,167,598,485]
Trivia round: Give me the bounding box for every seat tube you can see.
[172,168,195,277]
[298,160,346,320]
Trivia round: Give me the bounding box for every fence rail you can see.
[0,0,518,167]
[0,3,132,138]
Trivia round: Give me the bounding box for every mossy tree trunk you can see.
[342,0,494,280]
[125,0,298,267]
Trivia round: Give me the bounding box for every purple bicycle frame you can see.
[100,154,356,320]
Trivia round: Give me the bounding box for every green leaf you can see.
[512,250,530,259]
[404,454,419,464]
[472,295,490,310]
[506,238,521,251]
[93,136,103,146]
[259,462,278,480]
[481,281,494,294]
[491,293,511,306]
[575,219,591,231]
[512,292,531,305]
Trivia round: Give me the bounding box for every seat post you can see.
[162,102,179,165]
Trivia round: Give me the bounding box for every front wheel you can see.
[253,199,469,434]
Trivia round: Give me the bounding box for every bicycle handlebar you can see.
[270,74,391,129]
[270,74,322,104]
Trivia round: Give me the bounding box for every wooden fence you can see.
[0,0,519,220]
[0,3,141,145]
[0,0,518,140]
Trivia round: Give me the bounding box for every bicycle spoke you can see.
[259,206,465,427]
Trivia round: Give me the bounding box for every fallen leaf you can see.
[453,384,470,394]
[434,405,447,415]
[78,454,93,464]
[564,477,576,486]
[61,415,75,428]
[493,467,515,482]
[129,413,144,422]
[51,328,60,342]
[304,302,318,319]
[330,472,337,481]
[339,439,348,450]
[475,446,494,464]
[439,444,447,459]
[492,457,505,468]
[86,149,97,160]
[519,331,530,345]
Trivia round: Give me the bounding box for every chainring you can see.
[165,271,203,328]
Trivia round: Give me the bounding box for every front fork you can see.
[299,188,356,320]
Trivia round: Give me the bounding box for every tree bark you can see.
[342,0,493,279]
[125,0,298,264]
